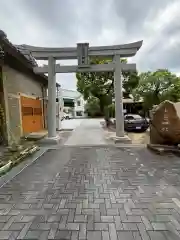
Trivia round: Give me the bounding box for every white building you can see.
[57,89,86,118]
[74,95,86,118]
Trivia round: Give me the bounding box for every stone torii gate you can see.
[22,41,143,143]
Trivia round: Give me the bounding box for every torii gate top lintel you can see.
[19,40,143,60]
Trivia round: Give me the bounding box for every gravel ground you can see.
[127,131,150,144]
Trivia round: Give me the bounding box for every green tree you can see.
[85,97,102,117]
[133,69,180,112]
[76,58,139,120]
[108,103,115,118]
[123,71,140,98]
[76,59,113,121]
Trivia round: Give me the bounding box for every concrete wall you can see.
[2,65,45,144]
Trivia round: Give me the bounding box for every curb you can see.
[0,161,12,175]
[10,146,39,167]
[0,145,39,177]
[0,147,47,189]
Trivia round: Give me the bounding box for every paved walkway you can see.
[0,119,180,239]
[61,119,84,131]
[64,119,107,146]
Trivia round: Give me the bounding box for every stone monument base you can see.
[147,143,180,155]
[38,135,61,145]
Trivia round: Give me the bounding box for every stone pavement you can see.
[0,119,180,239]
[0,147,180,239]
[64,119,107,146]
[61,119,84,131]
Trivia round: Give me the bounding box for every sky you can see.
[0,0,180,90]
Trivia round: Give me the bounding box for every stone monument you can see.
[150,100,180,146]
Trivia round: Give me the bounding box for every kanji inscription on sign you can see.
[77,43,89,67]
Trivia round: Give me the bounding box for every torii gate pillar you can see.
[48,56,57,138]
[114,55,124,137]
[113,55,131,143]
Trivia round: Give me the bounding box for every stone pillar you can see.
[113,54,124,137]
[113,55,131,143]
[48,56,56,137]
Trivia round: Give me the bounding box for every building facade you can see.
[74,95,86,118]
[2,66,47,142]
[59,89,86,118]
[0,30,60,145]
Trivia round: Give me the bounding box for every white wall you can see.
[57,89,86,118]
[74,96,86,118]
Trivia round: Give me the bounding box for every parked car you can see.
[124,114,149,132]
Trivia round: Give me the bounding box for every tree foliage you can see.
[123,71,140,98]
[77,59,180,119]
[76,58,139,118]
[76,59,114,118]
[133,69,180,111]
[85,97,102,117]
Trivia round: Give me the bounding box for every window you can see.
[22,107,33,116]
[76,111,83,116]
[33,108,42,115]
[125,115,142,120]
[125,115,134,120]
[77,100,81,106]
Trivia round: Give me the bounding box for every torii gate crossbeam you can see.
[34,63,136,73]
[20,41,143,144]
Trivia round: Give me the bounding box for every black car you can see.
[124,114,149,132]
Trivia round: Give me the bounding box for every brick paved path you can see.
[0,146,180,239]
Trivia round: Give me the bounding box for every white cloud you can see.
[0,0,180,90]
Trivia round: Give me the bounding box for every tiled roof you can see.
[0,30,60,87]
[15,45,38,67]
